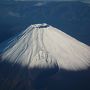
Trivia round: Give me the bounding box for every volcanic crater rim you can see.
[31,23,49,28]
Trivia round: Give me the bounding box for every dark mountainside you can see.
[0,58,90,90]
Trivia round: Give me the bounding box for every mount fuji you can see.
[1,23,90,71]
[0,23,90,90]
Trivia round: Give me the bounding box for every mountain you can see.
[1,23,90,70]
[0,23,90,90]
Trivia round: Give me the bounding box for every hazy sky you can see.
[13,0,90,4]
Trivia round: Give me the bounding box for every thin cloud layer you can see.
[8,11,21,17]
[14,0,90,4]
[34,2,46,6]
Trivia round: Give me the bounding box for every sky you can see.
[1,0,90,3]
[12,0,90,4]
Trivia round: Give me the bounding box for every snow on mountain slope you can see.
[1,23,90,71]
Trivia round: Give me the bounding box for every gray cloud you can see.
[80,0,90,4]
[14,0,76,1]
[13,0,90,4]
[34,2,46,6]
[8,11,21,17]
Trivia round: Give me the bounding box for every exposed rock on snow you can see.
[1,23,90,71]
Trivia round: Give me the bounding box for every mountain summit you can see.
[1,23,90,71]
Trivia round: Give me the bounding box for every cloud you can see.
[14,0,76,1]
[34,2,47,6]
[80,0,90,4]
[8,11,21,17]
[13,0,90,4]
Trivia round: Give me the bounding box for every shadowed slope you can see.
[0,58,90,90]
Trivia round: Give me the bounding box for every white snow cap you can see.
[30,23,49,28]
[2,23,90,71]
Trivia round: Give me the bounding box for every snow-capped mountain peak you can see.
[30,23,49,28]
[1,24,90,71]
